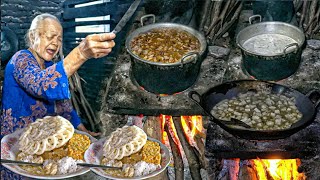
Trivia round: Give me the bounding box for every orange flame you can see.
[253,159,306,180]
[180,116,196,147]
[180,116,204,146]
[160,115,205,153]
[160,115,184,155]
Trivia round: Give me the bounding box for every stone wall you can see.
[1,0,65,50]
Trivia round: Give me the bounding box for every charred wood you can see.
[173,117,202,180]
[238,160,258,180]
[199,0,212,32]
[194,135,208,170]
[165,123,184,180]
[297,0,319,38]
[202,0,243,45]
[209,2,243,43]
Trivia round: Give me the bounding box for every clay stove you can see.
[100,40,320,179]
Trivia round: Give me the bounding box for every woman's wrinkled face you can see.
[33,18,62,61]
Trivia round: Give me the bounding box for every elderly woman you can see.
[0,13,115,179]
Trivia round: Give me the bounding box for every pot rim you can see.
[236,21,305,57]
[125,22,207,66]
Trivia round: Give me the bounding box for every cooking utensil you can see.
[0,159,121,170]
[236,15,305,81]
[1,159,42,166]
[111,0,141,34]
[189,80,320,140]
[126,14,207,94]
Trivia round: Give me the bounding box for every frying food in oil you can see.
[211,92,302,130]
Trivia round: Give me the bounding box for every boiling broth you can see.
[243,34,297,56]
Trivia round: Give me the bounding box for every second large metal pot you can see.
[236,15,305,81]
[126,20,207,95]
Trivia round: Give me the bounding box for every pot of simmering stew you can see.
[236,15,305,81]
[126,14,207,95]
[189,80,320,140]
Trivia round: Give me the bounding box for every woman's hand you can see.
[63,33,116,77]
[86,131,101,137]
[77,33,116,60]
[77,123,101,137]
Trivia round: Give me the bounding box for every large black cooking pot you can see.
[189,80,320,140]
[126,15,207,95]
[236,15,305,81]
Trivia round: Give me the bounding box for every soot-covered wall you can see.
[1,0,65,50]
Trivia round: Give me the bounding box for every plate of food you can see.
[84,125,170,180]
[1,116,97,179]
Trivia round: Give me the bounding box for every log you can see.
[299,0,309,27]
[294,0,303,12]
[219,0,232,28]
[206,1,223,35]
[165,123,184,180]
[173,117,201,180]
[143,116,162,139]
[205,2,215,31]
[306,0,318,36]
[143,116,169,180]
[238,160,258,180]
[199,0,213,32]
[210,2,243,43]
[226,159,240,180]
[194,135,208,170]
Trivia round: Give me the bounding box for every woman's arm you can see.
[63,33,115,77]
[13,51,70,100]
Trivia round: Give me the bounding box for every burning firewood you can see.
[173,117,202,180]
[164,122,184,180]
[238,160,258,180]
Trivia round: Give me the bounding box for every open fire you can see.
[156,115,307,180]
[253,159,306,180]
[160,115,204,149]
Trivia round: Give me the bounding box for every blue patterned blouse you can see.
[0,49,81,180]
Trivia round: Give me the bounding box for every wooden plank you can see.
[63,0,132,8]
[62,2,131,20]
[62,20,116,28]
[63,3,115,19]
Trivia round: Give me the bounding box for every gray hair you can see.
[25,13,64,60]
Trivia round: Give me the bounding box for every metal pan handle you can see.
[188,91,202,104]
[306,90,320,108]
[283,43,299,54]
[189,91,216,119]
[249,15,262,24]
[140,14,155,27]
[180,52,199,66]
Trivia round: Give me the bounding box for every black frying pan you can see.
[189,80,320,140]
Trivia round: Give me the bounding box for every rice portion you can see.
[133,161,161,177]
[56,157,83,174]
